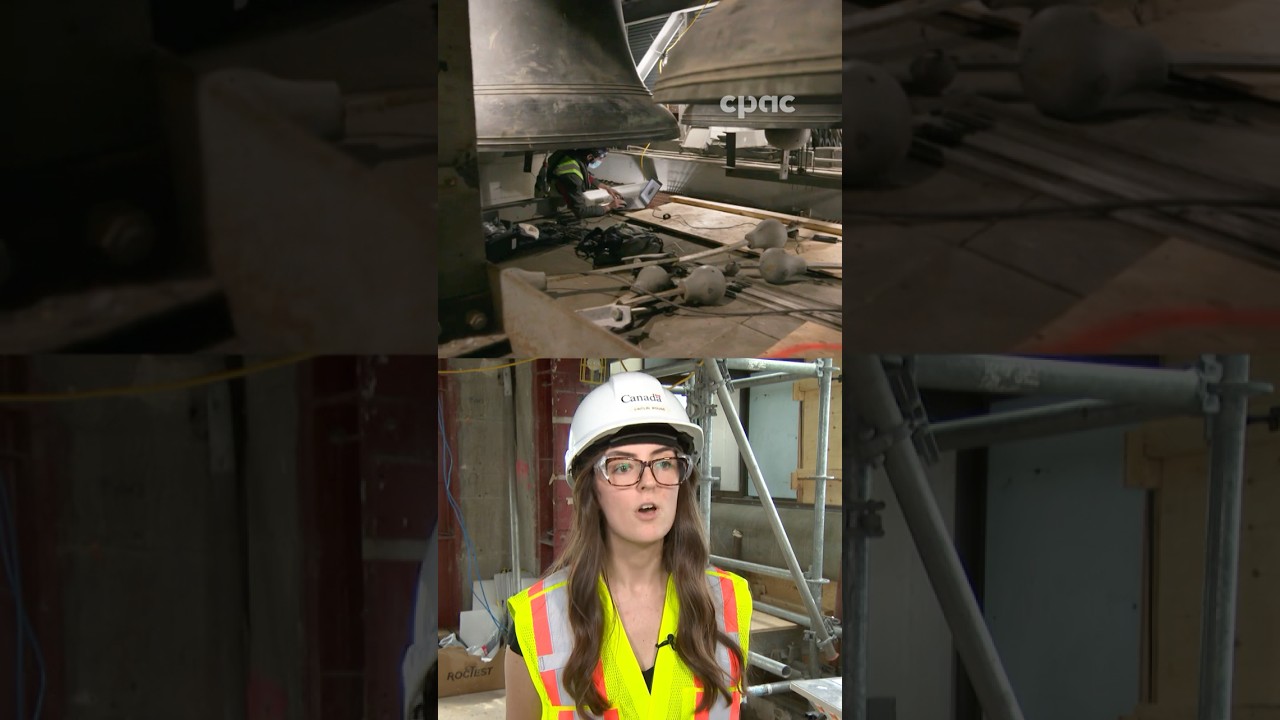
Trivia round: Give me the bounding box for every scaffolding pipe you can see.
[846,356,1026,720]
[747,681,794,697]
[931,399,1184,452]
[707,360,839,662]
[710,555,826,583]
[698,364,714,540]
[749,652,794,679]
[808,358,834,678]
[849,460,873,720]
[911,355,1207,412]
[726,358,823,377]
[730,371,796,390]
[1197,355,1250,720]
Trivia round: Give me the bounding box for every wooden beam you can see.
[667,195,843,236]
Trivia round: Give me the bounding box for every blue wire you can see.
[0,474,45,720]
[437,398,501,631]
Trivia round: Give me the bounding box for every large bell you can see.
[652,0,842,105]
[682,103,841,130]
[469,0,679,152]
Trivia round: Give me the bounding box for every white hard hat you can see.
[565,372,704,484]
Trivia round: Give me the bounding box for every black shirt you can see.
[507,621,655,693]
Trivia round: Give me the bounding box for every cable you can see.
[623,283,843,319]
[0,354,311,403]
[438,399,502,632]
[672,359,703,388]
[845,196,1280,223]
[658,0,713,74]
[1,474,45,720]
[438,358,536,375]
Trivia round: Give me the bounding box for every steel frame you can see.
[646,358,841,691]
[841,354,1271,720]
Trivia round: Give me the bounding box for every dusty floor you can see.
[439,689,508,720]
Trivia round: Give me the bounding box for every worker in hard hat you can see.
[544,148,625,219]
[505,372,752,720]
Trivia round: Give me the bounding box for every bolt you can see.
[466,310,488,331]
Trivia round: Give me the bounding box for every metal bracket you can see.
[851,499,886,538]
[1197,355,1225,415]
[892,357,941,465]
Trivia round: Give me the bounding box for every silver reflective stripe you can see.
[705,572,739,720]
[535,569,578,712]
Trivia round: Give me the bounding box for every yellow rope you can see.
[0,354,312,403]
[658,0,713,74]
[438,358,538,375]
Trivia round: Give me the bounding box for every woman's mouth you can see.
[636,503,659,519]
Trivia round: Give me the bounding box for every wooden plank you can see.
[795,383,843,475]
[626,202,842,279]
[1125,429,1161,490]
[1018,239,1280,353]
[750,609,800,635]
[667,195,843,236]
[743,571,838,616]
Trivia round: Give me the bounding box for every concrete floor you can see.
[439,688,508,720]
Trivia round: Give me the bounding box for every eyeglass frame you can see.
[593,451,694,487]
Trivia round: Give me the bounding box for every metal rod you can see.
[911,355,1207,412]
[846,356,1026,720]
[1197,355,1251,720]
[808,358,833,679]
[707,360,839,661]
[749,652,794,679]
[931,399,1185,452]
[644,360,698,379]
[747,681,794,698]
[850,460,873,720]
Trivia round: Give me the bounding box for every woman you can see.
[505,372,752,720]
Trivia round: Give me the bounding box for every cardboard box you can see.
[438,646,506,698]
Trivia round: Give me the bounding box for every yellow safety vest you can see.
[553,156,586,182]
[508,567,753,720]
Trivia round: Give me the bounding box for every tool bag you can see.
[574,224,664,268]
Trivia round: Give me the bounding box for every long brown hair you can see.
[545,451,745,715]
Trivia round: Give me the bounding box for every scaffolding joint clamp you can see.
[851,499,886,537]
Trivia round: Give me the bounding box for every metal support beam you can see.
[848,459,873,720]
[634,12,685,81]
[506,368,522,603]
[755,600,839,633]
[711,555,821,583]
[1197,355,1251,720]
[726,359,823,377]
[931,399,1185,452]
[846,356,1026,720]
[910,355,1209,412]
[707,360,839,662]
[696,362,714,540]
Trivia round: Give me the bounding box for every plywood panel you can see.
[1019,239,1280,353]
[794,378,844,475]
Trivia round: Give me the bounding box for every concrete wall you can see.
[447,365,516,618]
[34,356,243,720]
[243,361,306,720]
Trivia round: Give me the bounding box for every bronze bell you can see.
[681,103,841,130]
[652,0,842,105]
[468,0,679,152]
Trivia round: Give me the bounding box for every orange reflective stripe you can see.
[557,711,574,720]
[592,659,608,701]
[541,669,563,705]
[532,592,553,657]
[728,691,741,720]
[718,574,739,634]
